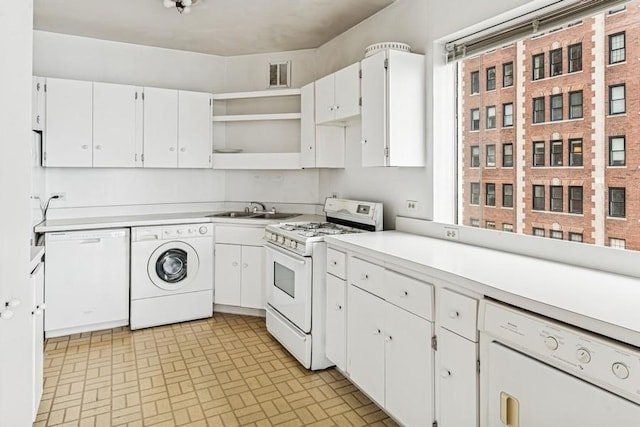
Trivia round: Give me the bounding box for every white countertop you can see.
[30,246,45,273]
[326,231,640,348]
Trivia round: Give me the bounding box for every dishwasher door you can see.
[44,229,130,336]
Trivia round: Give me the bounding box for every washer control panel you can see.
[481,300,640,405]
[163,223,212,239]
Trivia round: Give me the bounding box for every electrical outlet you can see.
[444,226,459,240]
[406,200,419,213]
[331,192,339,199]
[51,192,66,201]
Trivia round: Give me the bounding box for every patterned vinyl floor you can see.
[34,313,397,426]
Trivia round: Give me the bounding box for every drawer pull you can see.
[335,304,342,311]
[385,335,393,342]
[399,290,408,298]
[441,369,451,379]
[449,310,460,319]
[361,274,369,280]
[373,329,381,335]
[332,260,338,265]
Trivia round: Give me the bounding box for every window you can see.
[550,140,563,166]
[609,136,625,166]
[470,145,480,167]
[550,48,562,76]
[470,108,480,130]
[550,230,563,239]
[486,221,496,229]
[486,67,496,90]
[533,54,544,80]
[609,238,626,249]
[533,228,545,237]
[503,62,513,87]
[470,183,480,205]
[609,187,625,217]
[503,143,513,167]
[569,139,583,166]
[609,32,625,64]
[550,186,563,212]
[533,97,545,123]
[609,84,625,115]
[533,141,545,166]
[568,43,582,72]
[569,186,583,214]
[503,184,514,208]
[470,218,480,227]
[569,91,583,119]
[470,71,480,94]
[533,185,545,210]
[486,106,496,128]
[486,144,496,167]
[503,223,514,232]
[486,183,496,206]
[569,232,583,242]
[550,94,563,121]
[503,103,513,127]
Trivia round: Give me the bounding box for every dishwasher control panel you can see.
[480,300,640,404]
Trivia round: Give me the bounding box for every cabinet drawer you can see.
[383,270,433,321]
[215,225,264,246]
[438,289,478,341]
[327,248,346,279]
[349,257,385,296]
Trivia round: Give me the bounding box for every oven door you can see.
[265,242,312,333]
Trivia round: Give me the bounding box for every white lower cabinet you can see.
[214,235,264,310]
[325,274,347,371]
[30,260,45,421]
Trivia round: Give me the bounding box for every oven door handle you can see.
[264,242,308,265]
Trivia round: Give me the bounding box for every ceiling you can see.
[34,0,396,56]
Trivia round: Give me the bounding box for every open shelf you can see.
[212,152,301,170]
[212,89,301,100]
[212,113,301,122]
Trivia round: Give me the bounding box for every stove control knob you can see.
[291,241,297,249]
[612,362,630,379]
[199,226,208,235]
[271,234,277,242]
[576,348,591,364]
[277,236,285,244]
[265,231,271,240]
[176,229,182,234]
[544,336,559,351]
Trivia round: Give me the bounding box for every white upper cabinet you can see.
[93,82,141,168]
[361,49,425,167]
[32,76,45,131]
[315,62,360,125]
[44,78,93,167]
[178,90,212,168]
[143,87,179,168]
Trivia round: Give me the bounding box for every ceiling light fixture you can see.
[163,0,199,15]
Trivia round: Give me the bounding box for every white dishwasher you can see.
[45,229,130,337]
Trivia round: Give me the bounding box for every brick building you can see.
[459,1,640,250]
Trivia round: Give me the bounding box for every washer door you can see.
[148,241,199,291]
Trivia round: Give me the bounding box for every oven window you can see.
[274,263,295,298]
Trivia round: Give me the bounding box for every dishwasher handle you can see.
[46,229,128,242]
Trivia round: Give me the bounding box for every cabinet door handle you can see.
[169,147,176,152]
[329,106,334,111]
[500,392,519,427]
[449,310,460,319]
[81,144,89,150]
[335,304,342,311]
[180,147,186,152]
[373,329,381,335]
[232,261,239,267]
[399,290,408,298]
[440,369,451,379]
[242,263,248,268]
[360,274,369,280]
[335,105,340,110]
[331,260,338,266]
[361,139,367,145]
[384,335,393,342]
[95,145,103,150]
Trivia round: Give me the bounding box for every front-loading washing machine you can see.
[130,223,213,329]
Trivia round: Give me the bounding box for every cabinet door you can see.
[385,303,434,427]
[32,76,45,131]
[44,78,93,167]
[31,262,44,419]
[326,274,346,371]
[93,82,139,168]
[214,244,241,306]
[347,285,385,405]
[361,51,387,167]
[178,90,211,168]
[300,82,316,168]
[334,62,360,120]
[439,329,478,427]
[143,87,178,168]
[315,73,335,124]
[240,246,264,309]
[316,126,345,168]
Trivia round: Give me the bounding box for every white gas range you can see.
[263,198,383,370]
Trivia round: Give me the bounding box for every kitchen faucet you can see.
[249,201,276,214]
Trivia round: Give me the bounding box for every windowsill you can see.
[607,113,627,118]
[485,89,497,93]
[484,205,496,209]
[470,129,480,133]
[502,166,514,169]
[533,211,584,217]
[501,85,514,90]
[566,70,584,76]
[485,165,496,169]
[607,216,627,221]
[532,117,584,125]
[607,61,627,67]
[470,92,480,96]
[530,166,585,170]
[607,165,627,169]
[485,127,497,131]
[501,206,514,210]
[502,125,514,129]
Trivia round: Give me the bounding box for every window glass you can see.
[569,91,583,119]
[503,103,513,127]
[486,144,496,167]
[609,187,625,217]
[486,67,496,90]
[609,32,625,64]
[470,108,480,130]
[486,106,496,128]
[471,71,480,94]
[470,183,480,205]
[533,54,544,80]
[533,142,545,166]
[569,186,583,214]
[502,143,513,167]
[533,97,545,123]
[533,227,545,237]
[568,43,582,72]
[569,139,583,166]
[550,94,563,121]
[503,184,514,208]
[609,136,625,166]
[609,84,625,114]
[569,232,583,242]
[550,48,563,76]
[503,62,514,87]
[533,185,545,210]
[550,230,563,239]
[551,140,563,166]
[550,186,563,212]
[486,183,496,206]
[503,223,514,232]
[470,145,480,167]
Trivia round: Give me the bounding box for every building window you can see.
[470,145,480,167]
[532,228,545,237]
[470,71,480,94]
[470,218,480,227]
[568,43,582,72]
[502,103,513,127]
[486,67,496,91]
[486,144,496,167]
[533,97,545,123]
[609,32,625,64]
[486,183,496,206]
[503,223,514,232]
[569,186,583,214]
[533,185,545,210]
[609,84,625,115]
[550,186,563,212]
[533,54,544,80]
[503,62,513,87]
[470,183,480,205]
[486,221,496,230]
[550,230,563,239]
[533,141,545,167]
[503,184,514,208]
[470,108,480,130]
[550,48,563,76]
[569,232,583,242]
[486,106,496,129]
[609,238,626,249]
[550,140,563,166]
[609,136,625,166]
[503,143,513,167]
[569,139,583,166]
[609,187,625,217]
[550,94,563,121]
[569,91,583,119]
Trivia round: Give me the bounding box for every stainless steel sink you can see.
[250,213,299,220]
[206,211,255,218]
[207,211,300,220]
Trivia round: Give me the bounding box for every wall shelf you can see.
[212,152,301,170]
[212,89,301,100]
[212,113,301,122]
